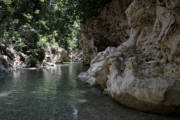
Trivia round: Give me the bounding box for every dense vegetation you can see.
[0,0,111,53]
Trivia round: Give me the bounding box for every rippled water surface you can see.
[0,63,179,120]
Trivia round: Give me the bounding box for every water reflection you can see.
[0,63,179,120]
[0,91,11,98]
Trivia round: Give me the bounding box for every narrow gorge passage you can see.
[0,63,179,120]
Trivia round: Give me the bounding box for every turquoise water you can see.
[0,63,179,120]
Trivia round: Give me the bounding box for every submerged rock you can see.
[79,0,180,113]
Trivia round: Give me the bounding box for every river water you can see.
[0,63,179,120]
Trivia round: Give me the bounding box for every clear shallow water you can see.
[0,63,179,120]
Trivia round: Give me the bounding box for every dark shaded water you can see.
[0,63,179,120]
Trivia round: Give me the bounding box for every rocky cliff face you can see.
[80,0,132,64]
[79,0,180,113]
[0,43,27,72]
[0,43,70,71]
[43,45,70,66]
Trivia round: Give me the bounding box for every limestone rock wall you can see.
[0,43,27,72]
[42,45,70,66]
[79,0,180,113]
[80,0,132,64]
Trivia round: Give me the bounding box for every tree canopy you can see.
[0,0,111,50]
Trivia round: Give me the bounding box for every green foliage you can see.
[29,57,38,67]
[0,0,12,5]
[54,0,112,21]
[0,0,111,57]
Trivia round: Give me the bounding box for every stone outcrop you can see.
[0,43,70,71]
[43,45,70,66]
[0,43,27,72]
[70,51,83,62]
[79,0,180,113]
[80,0,132,64]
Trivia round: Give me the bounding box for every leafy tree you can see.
[0,0,111,53]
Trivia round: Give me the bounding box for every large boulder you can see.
[0,43,26,72]
[43,45,70,66]
[0,55,12,72]
[79,47,180,114]
[79,0,180,114]
[70,51,83,62]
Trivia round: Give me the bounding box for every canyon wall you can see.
[80,0,132,64]
[79,0,180,113]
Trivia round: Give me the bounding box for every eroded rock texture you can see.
[80,0,132,64]
[79,0,180,113]
[0,43,70,71]
[43,45,70,66]
[0,43,27,72]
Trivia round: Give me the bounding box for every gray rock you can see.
[0,43,25,72]
[80,0,132,64]
[79,0,180,113]
[70,51,83,62]
[43,45,70,66]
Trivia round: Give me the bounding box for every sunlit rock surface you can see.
[0,43,26,72]
[0,43,70,71]
[43,45,70,66]
[79,0,180,113]
[70,51,83,62]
